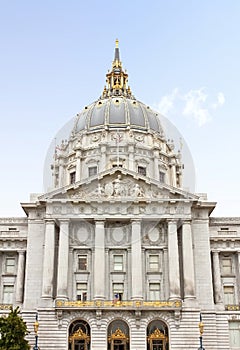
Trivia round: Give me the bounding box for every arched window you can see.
[107,319,129,350]
[147,320,169,350]
[68,320,90,350]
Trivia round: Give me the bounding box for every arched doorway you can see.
[107,319,129,350]
[147,320,169,350]
[68,319,90,350]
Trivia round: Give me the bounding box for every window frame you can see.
[76,282,87,301]
[3,284,14,304]
[88,166,97,177]
[223,285,235,305]
[113,282,124,301]
[221,256,233,276]
[149,282,161,301]
[159,171,165,183]
[70,171,76,184]
[138,166,147,176]
[148,254,160,272]
[5,257,16,275]
[77,255,88,271]
[113,255,124,272]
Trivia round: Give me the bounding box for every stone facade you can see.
[0,41,239,350]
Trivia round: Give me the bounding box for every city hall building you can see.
[0,41,240,350]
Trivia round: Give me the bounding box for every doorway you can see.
[147,320,169,350]
[107,320,129,350]
[68,320,90,350]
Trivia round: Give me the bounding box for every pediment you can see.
[39,169,198,203]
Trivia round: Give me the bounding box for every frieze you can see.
[0,304,12,310]
[55,299,182,309]
[0,218,27,224]
[0,240,27,249]
[226,305,240,311]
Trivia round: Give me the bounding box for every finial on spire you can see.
[101,41,134,99]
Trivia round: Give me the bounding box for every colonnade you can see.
[41,218,196,301]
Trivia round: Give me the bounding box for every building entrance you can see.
[68,320,91,350]
[107,320,129,350]
[147,320,169,350]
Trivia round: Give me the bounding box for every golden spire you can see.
[101,40,134,99]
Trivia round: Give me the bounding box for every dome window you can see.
[138,166,147,176]
[88,166,97,177]
[159,171,165,183]
[70,171,76,184]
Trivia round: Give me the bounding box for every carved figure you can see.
[113,175,124,196]
[132,183,144,197]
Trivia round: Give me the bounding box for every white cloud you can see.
[212,91,225,109]
[182,88,211,126]
[155,88,225,127]
[156,88,179,115]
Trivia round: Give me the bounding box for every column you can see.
[170,161,177,187]
[58,159,64,187]
[212,250,223,304]
[75,150,81,182]
[182,221,196,299]
[100,145,107,172]
[94,220,105,299]
[15,250,25,303]
[128,144,134,171]
[167,220,181,299]
[42,220,55,298]
[163,248,169,299]
[68,248,74,299]
[57,220,69,299]
[131,220,143,300]
[153,150,159,180]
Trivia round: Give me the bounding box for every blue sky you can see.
[0,1,239,216]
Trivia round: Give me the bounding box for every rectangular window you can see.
[113,255,123,271]
[70,172,76,184]
[5,257,15,274]
[113,283,124,301]
[76,283,87,301]
[138,166,146,176]
[88,166,97,177]
[149,283,160,300]
[3,285,14,304]
[149,255,159,271]
[77,255,87,271]
[159,171,165,183]
[229,321,240,348]
[224,285,235,305]
[222,257,233,275]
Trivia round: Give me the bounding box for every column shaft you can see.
[153,150,159,180]
[131,220,143,299]
[94,221,105,299]
[42,220,55,298]
[57,220,69,299]
[15,250,25,303]
[168,220,180,299]
[182,221,196,299]
[75,151,81,182]
[212,251,223,304]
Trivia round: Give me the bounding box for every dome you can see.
[43,40,196,194]
[73,96,164,135]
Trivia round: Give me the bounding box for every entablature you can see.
[55,299,182,311]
